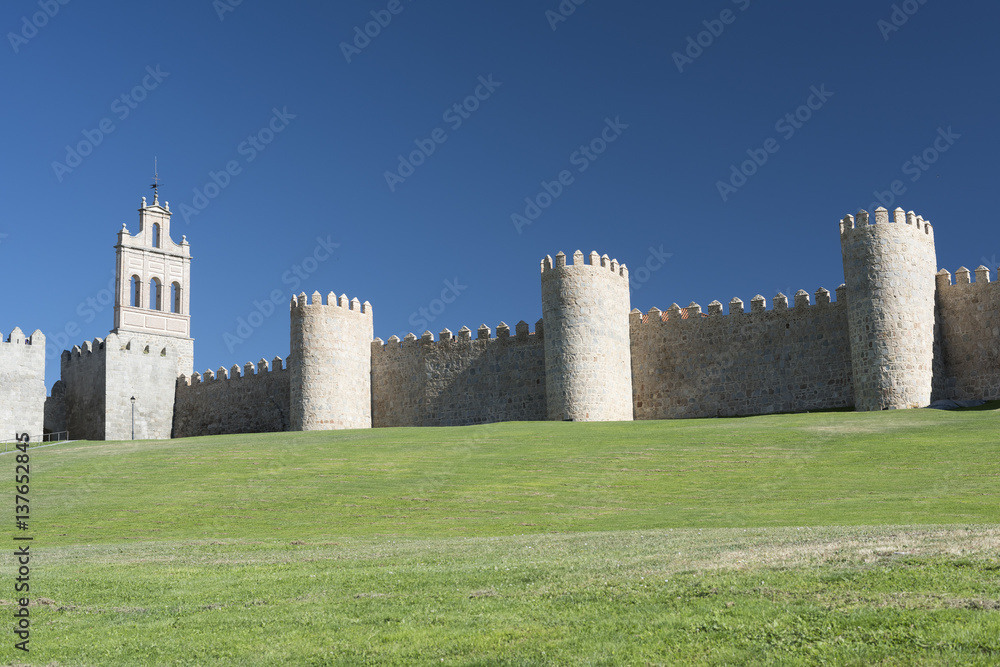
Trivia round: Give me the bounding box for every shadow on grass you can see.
[946,399,1000,412]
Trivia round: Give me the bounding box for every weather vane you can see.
[151,157,162,203]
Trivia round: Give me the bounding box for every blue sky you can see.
[2,0,998,390]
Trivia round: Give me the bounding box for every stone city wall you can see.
[102,333,179,440]
[290,292,374,430]
[114,331,194,380]
[0,328,46,440]
[60,333,180,440]
[630,288,854,419]
[371,320,547,427]
[841,208,938,410]
[173,357,291,437]
[933,266,1000,401]
[60,339,108,441]
[44,380,67,435]
[541,251,634,422]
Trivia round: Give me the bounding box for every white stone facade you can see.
[113,196,193,378]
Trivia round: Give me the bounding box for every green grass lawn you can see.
[4,408,1000,665]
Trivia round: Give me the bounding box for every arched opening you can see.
[171,282,181,314]
[130,275,141,307]
[152,223,160,248]
[150,277,162,311]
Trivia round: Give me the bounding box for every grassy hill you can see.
[4,408,1000,665]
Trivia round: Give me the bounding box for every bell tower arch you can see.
[112,189,194,377]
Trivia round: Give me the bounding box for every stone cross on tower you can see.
[111,181,194,377]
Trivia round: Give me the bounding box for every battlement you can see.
[840,205,938,411]
[0,327,46,439]
[371,320,548,428]
[630,286,842,327]
[179,356,287,385]
[373,319,544,353]
[290,291,372,316]
[540,250,629,281]
[840,207,935,243]
[173,356,291,437]
[2,327,45,348]
[936,265,996,289]
[61,333,173,363]
[290,287,373,431]
[540,248,632,422]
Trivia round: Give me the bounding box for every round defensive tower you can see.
[290,291,374,430]
[540,250,633,421]
[840,207,938,411]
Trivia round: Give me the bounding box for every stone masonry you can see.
[541,251,634,422]
[933,266,1000,401]
[290,291,374,430]
[6,190,999,440]
[61,334,178,440]
[841,208,938,410]
[0,328,45,440]
[371,320,547,427]
[173,358,291,437]
[630,290,854,419]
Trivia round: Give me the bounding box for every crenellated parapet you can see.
[629,281,854,420]
[370,317,548,428]
[290,290,373,431]
[2,327,46,348]
[840,206,934,243]
[540,249,629,281]
[541,250,633,422]
[179,357,287,386]
[61,333,174,366]
[58,332,179,440]
[935,265,996,289]
[173,356,291,437]
[0,327,46,439]
[372,319,544,355]
[290,290,373,315]
[629,286,843,329]
[932,265,1000,402]
[840,206,938,411]
[41,188,1000,437]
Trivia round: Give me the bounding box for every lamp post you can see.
[130,396,136,440]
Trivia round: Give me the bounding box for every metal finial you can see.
[151,157,163,204]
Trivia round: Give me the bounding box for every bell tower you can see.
[111,181,194,378]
